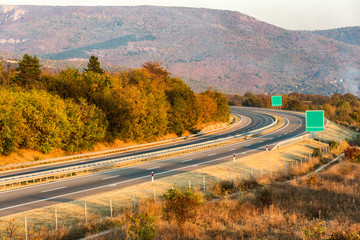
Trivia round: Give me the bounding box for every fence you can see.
[271,133,311,151]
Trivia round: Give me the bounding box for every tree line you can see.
[0,55,229,155]
[227,92,360,129]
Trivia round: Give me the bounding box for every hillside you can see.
[312,26,360,47]
[0,5,360,95]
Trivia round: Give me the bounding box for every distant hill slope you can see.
[0,5,360,95]
[312,27,360,47]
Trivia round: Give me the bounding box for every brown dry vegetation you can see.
[96,159,360,240]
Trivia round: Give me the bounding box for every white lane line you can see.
[41,186,66,193]
[181,159,193,163]
[102,175,118,180]
[228,148,236,151]
[192,164,199,167]
[245,144,251,147]
[146,166,160,170]
[208,153,217,156]
[258,141,264,143]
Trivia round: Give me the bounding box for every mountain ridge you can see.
[0,5,359,95]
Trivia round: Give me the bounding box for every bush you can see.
[306,172,318,186]
[162,187,203,225]
[238,178,258,191]
[302,221,327,240]
[329,140,338,150]
[344,147,360,163]
[127,213,157,240]
[328,231,360,240]
[255,186,273,206]
[312,148,322,158]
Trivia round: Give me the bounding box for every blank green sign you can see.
[272,96,282,107]
[306,110,324,132]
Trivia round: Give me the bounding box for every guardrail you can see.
[0,111,282,188]
[0,114,243,172]
[271,133,310,151]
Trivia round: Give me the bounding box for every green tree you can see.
[202,88,230,122]
[14,54,41,88]
[166,78,199,136]
[84,55,105,74]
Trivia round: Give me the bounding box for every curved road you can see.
[0,107,306,216]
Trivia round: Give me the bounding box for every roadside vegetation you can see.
[1,142,359,239]
[0,55,229,157]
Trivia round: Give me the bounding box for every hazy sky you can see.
[0,0,359,30]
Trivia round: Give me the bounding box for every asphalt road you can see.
[0,107,305,216]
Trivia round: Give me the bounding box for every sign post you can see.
[151,172,154,182]
[271,96,282,107]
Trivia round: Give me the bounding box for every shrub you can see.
[238,178,258,191]
[127,213,157,240]
[328,231,360,240]
[312,148,322,158]
[162,187,203,225]
[302,221,327,240]
[344,147,360,163]
[255,186,273,206]
[306,173,318,186]
[329,140,338,150]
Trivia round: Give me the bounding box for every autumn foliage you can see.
[0,56,229,155]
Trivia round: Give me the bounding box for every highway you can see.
[0,107,306,216]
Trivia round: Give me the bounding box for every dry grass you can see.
[99,159,360,240]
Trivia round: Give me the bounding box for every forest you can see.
[228,92,360,130]
[0,55,230,156]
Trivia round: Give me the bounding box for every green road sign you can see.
[272,96,282,107]
[306,110,325,132]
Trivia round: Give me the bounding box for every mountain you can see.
[0,5,360,95]
[312,27,360,47]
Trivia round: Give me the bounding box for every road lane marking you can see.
[208,153,217,156]
[41,186,66,193]
[146,166,160,170]
[181,159,193,162]
[102,175,118,180]
[228,148,236,151]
